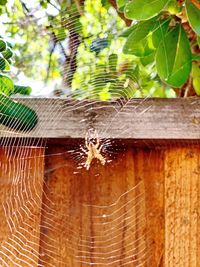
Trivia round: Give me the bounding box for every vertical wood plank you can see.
[39,146,150,266]
[165,147,200,267]
[0,146,44,267]
[134,148,165,267]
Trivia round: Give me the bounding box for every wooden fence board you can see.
[37,145,165,266]
[165,147,200,267]
[39,147,143,266]
[1,142,200,266]
[2,98,200,140]
[0,147,44,266]
[134,148,165,267]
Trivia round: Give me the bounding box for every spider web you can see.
[0,1,166,266]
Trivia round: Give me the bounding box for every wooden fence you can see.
[0,98,200,266]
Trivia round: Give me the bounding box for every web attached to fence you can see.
[0,0,165,266]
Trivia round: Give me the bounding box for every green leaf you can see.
[140,52,155,66]
[197,36,200,47]
[120,24,137,38]
[40,0,47,8]
[6,41,13,48]
[0,55,6,70]
[0,55,10,71]
[192,54,200,61]
[123,18,170,57]
[3,59,10,71]
[156,25,192,87]
[0,0,7,6]
[0,74,14,95]
[124,0,170,21]
[0,39,6,52]
[13,85,32,95]
[101,0,110,8]
[185,0,200,35]
[166,0,181,14]
[2,47,13,59]
[192,62,200,95]
[123,18,156,56]
[116,0,127,12]
[152,19,170,48]
[54,28,67,41]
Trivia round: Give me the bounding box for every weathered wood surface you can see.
[2,98,200,139]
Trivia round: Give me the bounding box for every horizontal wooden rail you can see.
[1,97,200,139]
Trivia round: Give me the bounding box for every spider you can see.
[80,129,106,170]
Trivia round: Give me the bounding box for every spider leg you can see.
[80,146,88,154]
[95,131,100,147]
[96,152,106,165]
[98,143,104,152]
[85,131,89,149]
[84,156,91,170]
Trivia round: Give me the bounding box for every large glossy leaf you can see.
[185,0,200,35]
[124,0,170,21]
[123,18,156,56]
[152,19,170,48]
[156,25,192,87]
[123,18,169,57]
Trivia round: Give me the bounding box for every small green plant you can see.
[0,37,38,131]
[0,1,37,131]
[0,36,32,96]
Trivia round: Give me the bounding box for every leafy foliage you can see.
[156,24,192,87]
[124,0,169,21]
[0,0,32,96]
[185,0,200,35]
[2,0,200,98]
[0,0,175,98]
[119,0,200,96]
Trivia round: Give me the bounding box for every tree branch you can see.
[46,0,61,11]
[108,0,132,26]
[74,0,84,16]
[45,42,57,83]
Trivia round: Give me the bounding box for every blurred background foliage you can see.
[1,0,200,98]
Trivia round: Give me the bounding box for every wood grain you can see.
[39,146,142,266]
[134,148,165,266]
[0,147,44,266]
[37,145,164,266]
[2,98,200,140]
[165,147,200,267]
